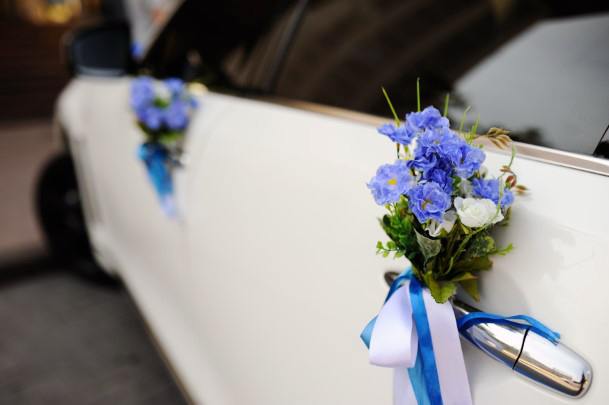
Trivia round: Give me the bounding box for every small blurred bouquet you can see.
[130,76,198,217]
[369,86,525,303]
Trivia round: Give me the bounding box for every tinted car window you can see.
[273,0,609,157]
[144,0,609,158]
[142,0,293,89]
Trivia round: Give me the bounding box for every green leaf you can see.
[463,234,496,260]
[453,256,493,273]
[381,87,400,125]
[459,279,480,301]
[443,93,450,117]
[494,243,513,256]
[459,106,471,133]
[414,229,441,262]
[423,273,457,303]
[416,77,421,112]
[449,272,477,282]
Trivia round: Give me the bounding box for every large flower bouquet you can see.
[130,76,198,216]
[368,87,525,303]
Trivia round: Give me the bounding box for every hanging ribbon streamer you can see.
[361,267,560,405]
[138,142,177,218]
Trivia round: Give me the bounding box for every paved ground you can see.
[0,121,186,404]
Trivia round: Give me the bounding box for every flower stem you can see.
[416,78,421,112]
[459,106,471,133]
[381,87,400,125]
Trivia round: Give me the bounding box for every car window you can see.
[143,0,609,158]
[141,0,293,90]
[271,0,609,158]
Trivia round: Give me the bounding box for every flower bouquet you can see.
[361,84,567,405]
[130,76,198,216]
[368,85,525,303]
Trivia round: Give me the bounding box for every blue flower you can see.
[453,144,485,178]
[163,100,189,131]
[501,189,514,208]
[131,77,155,111]
[138,106,163,130]
[423,166,453,194]
[377,123,416,145]
[472,178,514,208]
[405,106,449,132]
[368,160,415,205]
[407,182,451,223]
[377,106,449,146]
[410,128,461,174]
[164,78,184,98]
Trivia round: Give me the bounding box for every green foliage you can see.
[459,279,480,301]
[138,124,185,145]
[375,201,514,303]
[415,229,441,262]
[463,233,495,260]
[423,273,457,303]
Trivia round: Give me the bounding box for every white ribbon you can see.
[367,282,472,405]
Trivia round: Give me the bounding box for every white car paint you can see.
[57,76,609,404]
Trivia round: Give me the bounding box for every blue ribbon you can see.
[138,143,176,217]
[361,268,561,405]
[409,275,443,404]
[457,311,560,344]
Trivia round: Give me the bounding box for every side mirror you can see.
[65,21,132,77]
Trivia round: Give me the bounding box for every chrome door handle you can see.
[453,300,592,398]
[383,272,592,398]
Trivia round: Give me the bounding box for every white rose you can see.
[454,197,503,228]
[426,210,457,237]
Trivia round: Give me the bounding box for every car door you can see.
[162,1,609,403]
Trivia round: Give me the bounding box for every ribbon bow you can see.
[138,142,177,218]
[361,268,560,405]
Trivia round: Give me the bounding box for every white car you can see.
[38,1,609,404]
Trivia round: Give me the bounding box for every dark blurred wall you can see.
[0,0,108,122]
[0,20,70,121]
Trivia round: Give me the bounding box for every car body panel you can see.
[57,77,609,404]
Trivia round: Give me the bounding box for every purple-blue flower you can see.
[163,100,189,131]
[164,78,184,98]
[130,77,155,112]
[501,188,514,208]
[405,106,449,132]
[453,144,485,178]
[377,107,449,146]
[368,160,415,205]
[472,178,514,208]
[407,182,451,223]
[410,128,461,173]
[377,123,416,145]
[138,106,163,130]
[423,166,453,194]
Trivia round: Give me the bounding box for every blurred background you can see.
[0,0,607,403]
[0,0,187,404]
